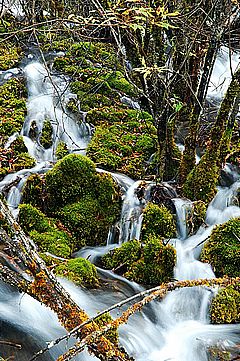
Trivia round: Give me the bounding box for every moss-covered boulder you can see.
[58,193,119,248]
[102,240,142,270]
[45,154,97,211]
[141,203,176,240]
[183,151,219,204]
[87,117,157,179]
[55,258,99,288]
[30,230,72,258]
[21,174,45,211]
[201,218,240,277]
[39,120,53,149]
[0,78,27,147]
[210,285,240,324]
[18,203,53,234]
[126,236,176,285]
[102,237,176,286]
[56,141,69,160]
[22,154,121,248]
[18,204,73,257]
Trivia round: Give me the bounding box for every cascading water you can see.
[1,48,240,361]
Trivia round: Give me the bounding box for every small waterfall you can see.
[118,180,153,244]
[173,198,192,240]
[22,61,91,162]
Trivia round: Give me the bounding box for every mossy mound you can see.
[86,107,152,127]
[23,154,121,248]
[0,78,27,146]
[56,141,69,160]
[30,230,72,258]
[126,236,176,285]
[183,152,219,204]
[21,174,45,211]
[45,154,97,211]
[102,240,142,270]
[55,258,99,288]
[39,120,53,149]
[87,117,157,179]
[53,41,121,74]
[102,237,176,286]
[141,203,176,240]
[210,285,240,324]
[58,193,119,248]
[201,218,240,277]
[18,204,73,258]
[0,42,22,70]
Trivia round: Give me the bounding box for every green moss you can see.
[87,107,153,127]
[45,154,97,211]
[10,136,28,153]
[125,236,176,285]
[0,78,27,146]
[0,42,22,70]
[201,218,240,277]
[55,141,69,160]
[95,312,119,345]
[40,120,53,149]
[183,150,219,204]
[58,194,119,248]
[12,153,35,171]
[102,240,142,270]
[18,204,74,258]
[87,119,157,179]
[210,285,240,324]
[30,230,72,258]
[55,258,99,288]
[21,174,45,210]
[141,203,176,240]
[103,236,176,286]
[18,204,53,234]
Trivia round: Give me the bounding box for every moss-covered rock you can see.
[102,240,142,270]
[210,285,240,324]
[0,78,27,147]
[126,236,176,285]
[18,203,53,234]
[141,203,176,240]
[18,204,74,257]
[183,151,219,204]
[21,174,45,211]
[102,236,176,286]
[45,154,97,211]
[55,257,99,288]
[0,42,22,70]
[30,230,72,258]
[56,141,69,160]
[201,218,240,277]
[40,120,53,149]
[58,193,119,248]
[87,118,157,179]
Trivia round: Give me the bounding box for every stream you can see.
[0,49,240,361]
